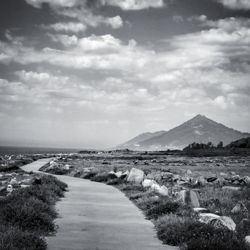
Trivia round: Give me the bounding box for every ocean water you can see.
[0,146,79,156]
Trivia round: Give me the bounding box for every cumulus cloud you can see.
[42,22,87,33]
[25,0,81,8]
[217,0,250,10]
[26,0,123,30]
[100,0,165,10]
[1,16,250,120]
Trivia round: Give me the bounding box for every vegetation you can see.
[0,175,67,250]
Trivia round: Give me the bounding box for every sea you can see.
[0,146,79,156]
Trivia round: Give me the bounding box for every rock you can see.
[120,170,129,179]
[10,178,17,185]
[245,236,250,248]
[222,186,240,191]
[197,176,207,186]
[200,214,236,231]
[151,184,169,196]
[187,169,192,175]
[108,171,118,179]
[232,175,241,181]
[231,202,248,215]
[127,168,144,184]
[114,171,122,178]
[210,216,236,231]
[199,213,220,224]
[220,172,228,177]
[193,208,210,214]
[178,190,200,208]
[242,176,250,186]
[142,179,157,188]
[6,184,13,193]
[207,177,218,182]
[172,174,181,182]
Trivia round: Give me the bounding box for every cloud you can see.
[100,0,165,10]
[25,0,81,8]
[1,17,250,116]
[42,22,87,33]
[48,34,79,47]
[217,0,250,10]
[26,0,123,30]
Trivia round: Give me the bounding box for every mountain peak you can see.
[191,114,208,121]
[119,115,250,150]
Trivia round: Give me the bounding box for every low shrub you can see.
[0,174,67,249]
[91,172,110,183]
[0,225,47,250]
[156,214,246,250]
[146,198,181,219]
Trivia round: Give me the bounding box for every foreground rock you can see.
[199,213,236,231]
[127,168,144,184]
[151,183,169,196]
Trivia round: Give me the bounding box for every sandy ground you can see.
[22,159,177,250]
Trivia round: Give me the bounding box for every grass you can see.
[42,153,250,249]
[156,214,247,250]
[0,174,67,250]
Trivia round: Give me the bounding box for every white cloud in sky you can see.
[1,15,250,146]
[42,22,87,33]
[100,0,165,10]
[217,0,250,10]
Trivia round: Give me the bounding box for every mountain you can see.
[118,115,250,150]
[117,131,166,149]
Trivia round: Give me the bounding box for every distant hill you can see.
[118,115,250,150]
[227,137,250,148]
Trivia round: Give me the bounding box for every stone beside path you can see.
[22,159,177,250]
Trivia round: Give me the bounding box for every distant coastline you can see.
[0,146,78,155]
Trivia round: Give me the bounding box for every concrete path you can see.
[22,159,177,250]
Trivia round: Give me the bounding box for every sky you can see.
[0,0,250,149]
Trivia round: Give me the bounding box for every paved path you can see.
[22,159,177,250]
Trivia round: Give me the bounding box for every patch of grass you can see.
[0,174,67,249]
[156,214,246,250]
[0,225,47,250]
[145,198,181,219]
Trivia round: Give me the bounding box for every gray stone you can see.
[242,176,250,186]
[245,236,250,248]
[231,202,248,215]
[210,216,236,231]
[178,190,200,208]
[151,184,169,196]
[193,207,210,213]
[197,176,207,186]
[222,186,240,191]
[142,179,157,188]
[200,214,236,231]
[199,213,220,224]
[127,168,144,184]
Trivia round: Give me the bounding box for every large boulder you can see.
[151,183,169,196]
[210,216,236,231]
[142,179,157,188]
[127,168,144,184]
[199,213,220,224]
[199,214,236,231]
[178,190,200,208]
